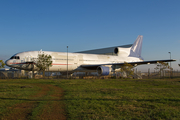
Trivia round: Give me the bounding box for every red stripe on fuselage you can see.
[10,63,73,65]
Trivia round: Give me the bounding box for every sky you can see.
[0,0,180,71]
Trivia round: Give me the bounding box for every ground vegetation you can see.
[0,60,5,69]
[0,79,180,119]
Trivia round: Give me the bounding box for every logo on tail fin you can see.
[129,35,143,60]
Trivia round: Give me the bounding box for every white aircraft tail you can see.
[114,35,143,59]
[128,35,143,60]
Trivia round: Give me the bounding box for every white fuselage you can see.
[5,51,142,72]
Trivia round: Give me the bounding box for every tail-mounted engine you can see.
[114,47,131,57]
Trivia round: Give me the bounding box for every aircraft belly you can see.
[75,67,97,72]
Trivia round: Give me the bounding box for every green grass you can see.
[0,79,58,119]
[0,79,180,119]
[58,79,180,120]
[0,80,38,115]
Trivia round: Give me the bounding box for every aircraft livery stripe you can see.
[10,63,73,65]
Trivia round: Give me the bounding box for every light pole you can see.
[168,52,171,68]
[67,46,68,79]
[168,52,172,78]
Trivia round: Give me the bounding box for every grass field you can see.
[0,78,180,120]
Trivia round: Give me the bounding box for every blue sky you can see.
[0,0,180,71]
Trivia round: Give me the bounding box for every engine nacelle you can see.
[97,66,110,76]
[114,47,130,57]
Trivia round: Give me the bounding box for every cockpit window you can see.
[10,56,20,59]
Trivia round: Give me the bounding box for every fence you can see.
[140,70,180,79]
[1,69,180,79]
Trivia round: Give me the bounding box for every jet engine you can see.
[97,66,111,76]
[114,47,131,57]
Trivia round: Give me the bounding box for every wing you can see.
[80,59,176,69]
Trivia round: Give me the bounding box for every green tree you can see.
[120,62,134,78]
[0,60,5,69]
[154,61,171,78]
[35,54,52,78]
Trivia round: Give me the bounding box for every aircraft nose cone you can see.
[5,60,11,67]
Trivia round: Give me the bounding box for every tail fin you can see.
[128,35,143,60]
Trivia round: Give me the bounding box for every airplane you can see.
[5,35,176,76]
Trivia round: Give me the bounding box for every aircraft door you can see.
[73,56,78,69]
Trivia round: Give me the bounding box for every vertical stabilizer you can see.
[129,35,143,60]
